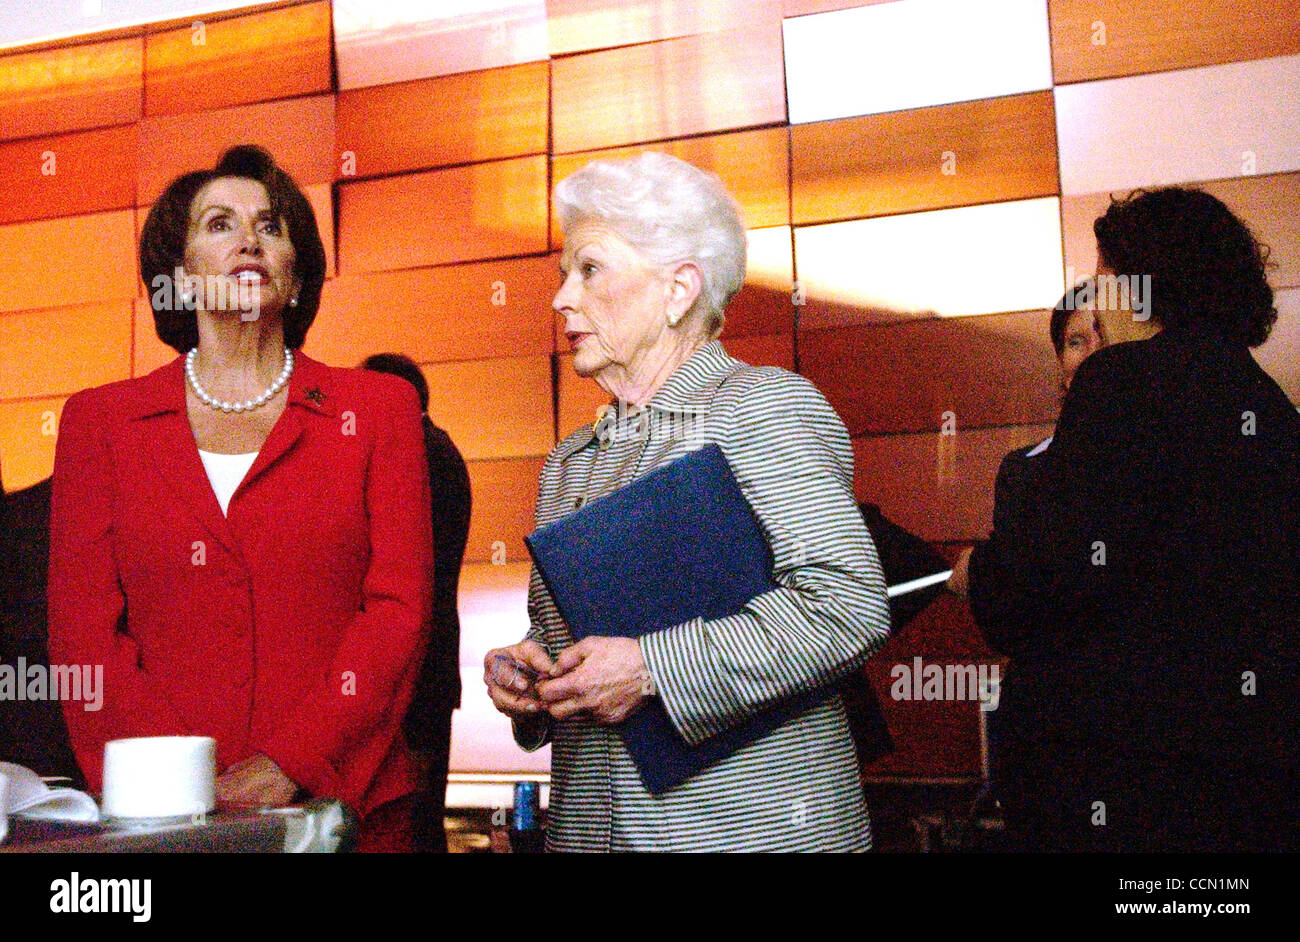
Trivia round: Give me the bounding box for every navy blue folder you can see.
[524,443,827,794]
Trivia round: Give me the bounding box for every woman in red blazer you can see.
[46,146,434,852]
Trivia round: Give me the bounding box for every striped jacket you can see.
[516,341,891,851]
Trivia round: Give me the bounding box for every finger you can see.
[535,673,584,704]
[486,658,533,694]
[487,682,527,710]
[488,683,543,716]
[483,647,506,673]
[516,640,557,676]
[551,642,590,676]
[546,697,588,721]
[485,647,524,683]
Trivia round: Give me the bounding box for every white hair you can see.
[554,151,747,337]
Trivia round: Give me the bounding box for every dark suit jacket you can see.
[0,478,83,783]
[402,417,471,750]
[969,329,1298,773]
[2,478,51,614]
[990,441,1046,536]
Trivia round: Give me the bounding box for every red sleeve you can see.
[46,391,189,789]
[254,384,434,794]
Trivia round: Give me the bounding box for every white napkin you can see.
[0,762,100,823]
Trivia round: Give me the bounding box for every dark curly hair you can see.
[139,145,327,353]
[1093,187,1276,347]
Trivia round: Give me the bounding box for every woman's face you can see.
[553,218,672,382]
[1059,303,1102,389]
[183,176,298,321]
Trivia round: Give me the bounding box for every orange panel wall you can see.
[337,62,549,179]
[310,255,559,366]
[0,302,133,400]
[551,21,787,153]
[0,124,137,224]
[546,0,770,55]
[0,397,67,492]
[0,37,142,140]
[1049,0,1300,84]
[464,457,546,565]
[800,312,1063,437]
[792,92,1060,224]
[144,2,333,116]
[337,155,550,273]
[0,210,137,313]
[137,94,337,205]
[550,127,790,245]
[421,356,555,462]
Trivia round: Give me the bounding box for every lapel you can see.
[122,351,336,559]
[239,351,336,492]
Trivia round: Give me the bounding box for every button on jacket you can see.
[517,341,891,851]
[46,352,434,817]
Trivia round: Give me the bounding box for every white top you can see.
[197,450,259,516]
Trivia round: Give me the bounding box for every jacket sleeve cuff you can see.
[255,733,341,798]
[639,617,746,747]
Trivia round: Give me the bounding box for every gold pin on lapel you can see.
[305,387,325,405]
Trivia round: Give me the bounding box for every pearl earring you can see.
[289,295,300,308]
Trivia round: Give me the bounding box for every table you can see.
[0,799,356,853]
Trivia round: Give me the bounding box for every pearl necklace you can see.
[185,347,293,413]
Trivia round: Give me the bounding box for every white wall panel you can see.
[1056,53,1300,195]
[784,0,1053,123]
[451,562,552,774]
[796,197,1065,324]
[334,0,548,89]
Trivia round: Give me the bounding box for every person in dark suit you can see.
[959,187,1298,851]
[949,281,1103,848]
[361,353,472,854]
[0,476,83,784]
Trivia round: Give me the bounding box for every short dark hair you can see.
[139,145,327,354]
[1093,187,1276,347]
[361,353,429,414]
[1049,278,1095,357]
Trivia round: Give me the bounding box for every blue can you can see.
[513,781,540,832]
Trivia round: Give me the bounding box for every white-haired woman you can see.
[484,152,890,851]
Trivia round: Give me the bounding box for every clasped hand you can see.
[484,637,654,725]
[214,753,298,807]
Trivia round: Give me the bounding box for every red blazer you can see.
[46,352,434,817]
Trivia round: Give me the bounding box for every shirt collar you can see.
[555,340,737,463]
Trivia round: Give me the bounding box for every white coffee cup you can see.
[101,736,216,822]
